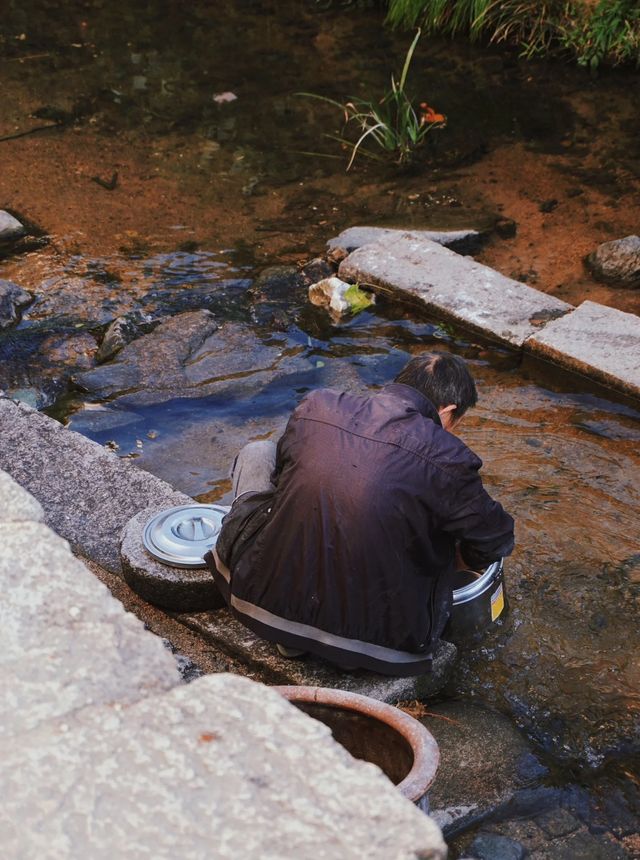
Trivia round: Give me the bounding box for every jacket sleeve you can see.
[436,456,515,569]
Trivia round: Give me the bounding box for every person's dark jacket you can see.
[207,383,514,675]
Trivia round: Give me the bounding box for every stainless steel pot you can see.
[445,558,507,645]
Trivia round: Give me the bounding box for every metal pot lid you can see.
[142,504,230,569]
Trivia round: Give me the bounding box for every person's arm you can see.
[437,457,515,569]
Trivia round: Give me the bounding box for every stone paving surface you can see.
[338,233,573,348]
[526,300,640,399]
[0,468,447,859]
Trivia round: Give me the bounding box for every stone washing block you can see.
[339,234,573,348]
[178,609,457,703]
[120,506,226,612]
[0,512,180,738]
[0,674,447,860]
[327,225,486,260]
[525,300,640,400]
[0,397,189,572]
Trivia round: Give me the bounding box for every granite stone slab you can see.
[327,226,486,261]
[0,467,44,522]
[0,674,446,860]
[0,397,189,572]
[0,471,180,738]
[525,300,640,399]
[178,609,457,702]
[339,234,573,348]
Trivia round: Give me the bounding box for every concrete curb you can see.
[336,231,640,401]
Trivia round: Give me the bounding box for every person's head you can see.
[394,352,477,431]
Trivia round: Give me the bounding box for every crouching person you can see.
[205,352,514,676]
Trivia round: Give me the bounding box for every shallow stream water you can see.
[2,0,640,846]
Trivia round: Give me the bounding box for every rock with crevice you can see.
[585,235,640,288]
[74,311,303,408]
[96,309,156,363]
[0,279,32,329]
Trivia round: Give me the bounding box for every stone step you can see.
[525,300,640,400]
[338,234,573,349]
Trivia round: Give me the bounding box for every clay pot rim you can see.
[272,684,439,803]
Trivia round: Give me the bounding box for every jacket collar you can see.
[381,383,442,425]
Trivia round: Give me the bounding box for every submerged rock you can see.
[0,280,32,329]
[585,235,640,288]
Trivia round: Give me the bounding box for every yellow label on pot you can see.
[490,584,505,621]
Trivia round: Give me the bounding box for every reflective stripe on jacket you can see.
[208,383,515,675]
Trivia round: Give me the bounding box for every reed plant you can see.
[299,30,446,169]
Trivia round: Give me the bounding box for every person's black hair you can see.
[394,352,478,417]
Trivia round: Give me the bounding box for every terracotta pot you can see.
[273,685,439,810]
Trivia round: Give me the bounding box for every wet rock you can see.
[301,256,335,283]
[468,833,526,859]
[535,807,581,839]
[38,330,97,370]
[426,702,542,837]
[585,235,640,288]
[249,264,309,327]
[120,506,226,612]
[74,309,219,401]
[96,309,156,363]
[24,275,135,326]
[0,279,32,329]
[74,311,312,413]
[0,210,26,243]
[327,226,487,262]
[526,300,640,400]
